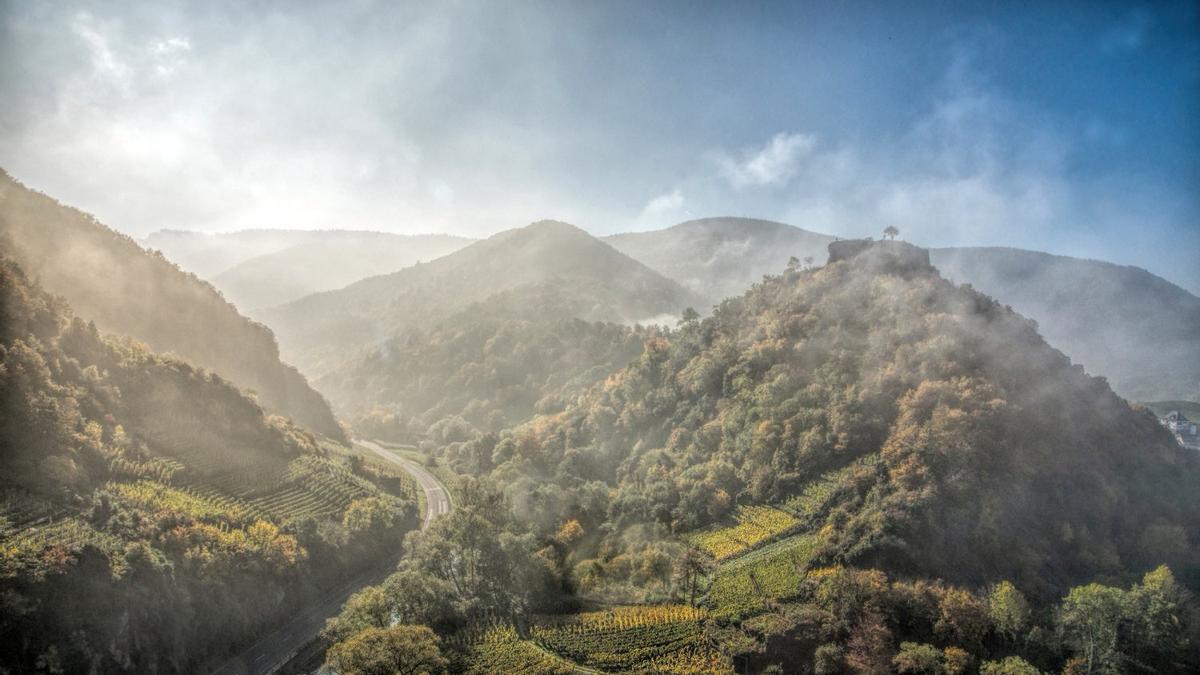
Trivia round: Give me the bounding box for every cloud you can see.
[640,188,683,217]
[70,11,132,91]
[716,132,815,188]
[630,188,687,230]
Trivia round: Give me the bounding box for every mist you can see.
[2,3,1199,675]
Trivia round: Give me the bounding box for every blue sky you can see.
[1,1,1197,291]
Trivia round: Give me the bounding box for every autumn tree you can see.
[324,625,447,675]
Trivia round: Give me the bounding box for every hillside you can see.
[320,281,660,437]
[446,240,1199,593]
[324,239,1200,673]
[211,232,473,312]
[609,217,1199,404]
[604,217,834,305]
[0,171,344,440]
[930,246,1200,402]
[0,255,418,673]
[263,220,701,378]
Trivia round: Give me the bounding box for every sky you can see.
[1,1,1198,292]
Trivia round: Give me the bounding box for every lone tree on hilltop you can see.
[883,225,899,240]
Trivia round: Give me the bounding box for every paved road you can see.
[210,440,451,675]
[357,440,452,529]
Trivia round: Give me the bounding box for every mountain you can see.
[929,247,1200,403]
[604,217,834,306]
[140,228,325,279]
[454,240,1199,596]
[0,255,417,673]
[211,232,473,312]
[609,217,1199,403]
[0,171,345,440]
[320,282,659,436]
[263,220,701,378]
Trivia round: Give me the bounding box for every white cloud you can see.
[717,132,815,188]
[641,188,683,216]
[70,12,132,91]
[632,188,686,229]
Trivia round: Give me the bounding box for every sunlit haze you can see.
[1,1,1197,291]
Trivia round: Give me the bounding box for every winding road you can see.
[210,440,452,675]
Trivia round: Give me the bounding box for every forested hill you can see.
[930,246,1200,402]
[0,255,418,672]
[608,217,1198,404]
[474,239,1199,595]
[263,219,700,378]
[0,171,344,440]
[319,280,661,437]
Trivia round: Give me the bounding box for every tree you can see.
[893,642,945,674]
[942,647,972,675]
[381,570,459,630]
[979,656,1043,675]
[675,546,713,606]
[883,225,899,240]
[989,581,1031,642]
[343,496,406,537]
[1057,583,1126,674]
[935,588,989,649]
[324,586,392,642]
[1124,565,1194,671]
[325,625,447,675]
[845,612,893,675]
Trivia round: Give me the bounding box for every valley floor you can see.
[211,441,453,675]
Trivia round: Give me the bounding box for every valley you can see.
[3,180,1197,673]
[216,440,454,675]
[4,5,1198,673]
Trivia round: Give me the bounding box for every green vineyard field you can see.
[453,606,731,674]
[708,533,821,619]
[687,505,799,561]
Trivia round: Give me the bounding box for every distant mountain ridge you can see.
[929,246,1200,402]
[605,217,834,305]
[141,228,329,278]
[262,219,701,379]
[0,170,344,440]
[212,232,473,312]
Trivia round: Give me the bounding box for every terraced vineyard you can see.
[708,533,821,619]
[687,505,799,561]
[453,606,731,674]
[530,605,729,673]
[107,480,252,523]
[2,445,407,580]
[246,455,380,521]
[454,623,583,674]
[1,517,127,575]
[0,489,66,537]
